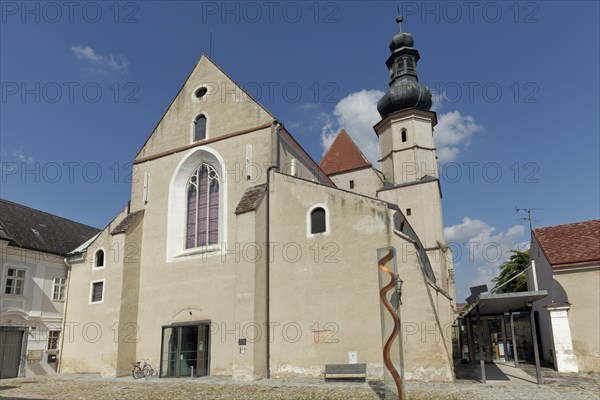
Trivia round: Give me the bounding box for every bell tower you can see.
[375,17,451,293]
[376,15,437,185]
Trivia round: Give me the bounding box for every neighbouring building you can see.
[528,220,600,372]
[60,17,457,381]
[0,199,99,378]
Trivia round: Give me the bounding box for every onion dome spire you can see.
[377,16,432,118]
[389,16,414,50]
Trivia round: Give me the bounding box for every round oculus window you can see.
[195,87,208,98]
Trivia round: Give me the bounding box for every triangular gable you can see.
[319,130,372,175]
[136,54,275,161]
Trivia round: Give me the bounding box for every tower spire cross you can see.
[396,15,403,32]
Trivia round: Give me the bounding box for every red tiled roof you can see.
[319,130,371,175]
[533,220,600,268]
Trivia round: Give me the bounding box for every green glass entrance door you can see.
[487,318,503,361]
[160,323,210,378]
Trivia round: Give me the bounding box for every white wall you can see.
[0,240,66,376]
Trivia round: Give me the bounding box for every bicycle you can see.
[132,359,154,379]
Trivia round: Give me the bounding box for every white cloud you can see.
[320,89,384,165]
[296,103,319,111]
[431,90,445,112]
[71,45,130,74]
[12,147,34,163]
[433,111,483,163]
[286,121,301,130]
[436,146,460,164]
[445,217,528,294]
[471,265,499,292]
[319,89,483,166]
[444,217,491,243]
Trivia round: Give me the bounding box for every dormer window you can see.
[194,115,207,142]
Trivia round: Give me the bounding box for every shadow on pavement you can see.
[367,380,385,400]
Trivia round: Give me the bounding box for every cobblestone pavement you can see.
[1,371,598,400]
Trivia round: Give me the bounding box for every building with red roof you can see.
[319,129,384,197]
[528,220,600,372]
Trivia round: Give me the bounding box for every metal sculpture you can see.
[378,249,403,400]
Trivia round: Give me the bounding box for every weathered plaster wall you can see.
[59,207,129,376]
[328,167,383,198]
[268,174,454,381]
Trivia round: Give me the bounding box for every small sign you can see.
[348,351,358,364]
[27,350,43,362]
[238,338,247,346]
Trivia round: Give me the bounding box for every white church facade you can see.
[59,17,457,381]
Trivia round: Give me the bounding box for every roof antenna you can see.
[515,207,544,231]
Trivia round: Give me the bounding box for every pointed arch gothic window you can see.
[186,163,220,248]
[401,130,407,142]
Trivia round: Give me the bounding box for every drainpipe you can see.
[57,256,72,374]
[265,121,282,379]
[530,260,538,291]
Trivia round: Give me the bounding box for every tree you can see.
[492,250,530,293]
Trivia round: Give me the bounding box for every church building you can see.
[59,17,457,381]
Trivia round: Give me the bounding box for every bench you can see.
[323,363,367,381]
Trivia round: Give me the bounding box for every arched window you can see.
[95,249,104,268]
[186,163,220,248]
[401,130,407,143]
[310,207,326,235]
[194,115,207,142]
[406,57,415,74]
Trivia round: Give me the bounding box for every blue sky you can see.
[1,1,599,301]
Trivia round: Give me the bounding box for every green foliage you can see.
[492,250,530,293]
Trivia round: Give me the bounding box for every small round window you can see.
[195,87,208,99]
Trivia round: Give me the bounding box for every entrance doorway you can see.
[0,328,24,379]
[487,318,505,361]
[466,313,535,363]
[160,323,210,378]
